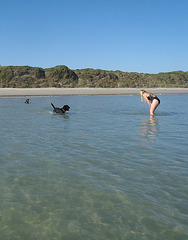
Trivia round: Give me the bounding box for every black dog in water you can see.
[51,103,70,114]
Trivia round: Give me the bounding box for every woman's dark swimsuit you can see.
[147,96,160,104]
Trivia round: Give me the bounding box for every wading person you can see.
[140,89,160,115]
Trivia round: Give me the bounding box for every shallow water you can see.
[0,94,187,240]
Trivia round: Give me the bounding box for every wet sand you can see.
[0,88,188,97]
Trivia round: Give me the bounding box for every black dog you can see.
[51,103,70,114]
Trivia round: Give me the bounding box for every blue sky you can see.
[1,0,188,73]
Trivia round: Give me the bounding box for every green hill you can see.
[0,65,187,88]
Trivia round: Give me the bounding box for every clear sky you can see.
[1,0,188,73]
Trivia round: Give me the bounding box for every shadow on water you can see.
[157,111,184,117]
[139,115,158,144]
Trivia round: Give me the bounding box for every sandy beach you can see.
[0,88,188,97]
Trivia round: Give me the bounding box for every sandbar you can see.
[0,88,188,97]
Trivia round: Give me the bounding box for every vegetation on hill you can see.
[0,65,187,88]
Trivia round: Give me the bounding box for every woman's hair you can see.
[140,89,146,102]
[140,89,156,102]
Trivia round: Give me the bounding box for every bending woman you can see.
[140,89,160,115]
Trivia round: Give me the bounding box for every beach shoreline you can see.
[0,87,188,97]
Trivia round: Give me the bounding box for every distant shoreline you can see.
[0,88,188,97]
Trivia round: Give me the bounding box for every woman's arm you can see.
[143,93,152,107]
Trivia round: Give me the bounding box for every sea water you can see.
[0,94,187,240]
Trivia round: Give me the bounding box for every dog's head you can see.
[62,105,70,112]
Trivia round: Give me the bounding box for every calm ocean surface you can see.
[0,94,187,240]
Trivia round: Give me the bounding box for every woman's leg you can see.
[150,99,160,115]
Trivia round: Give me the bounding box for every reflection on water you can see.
[140,115,158,144]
